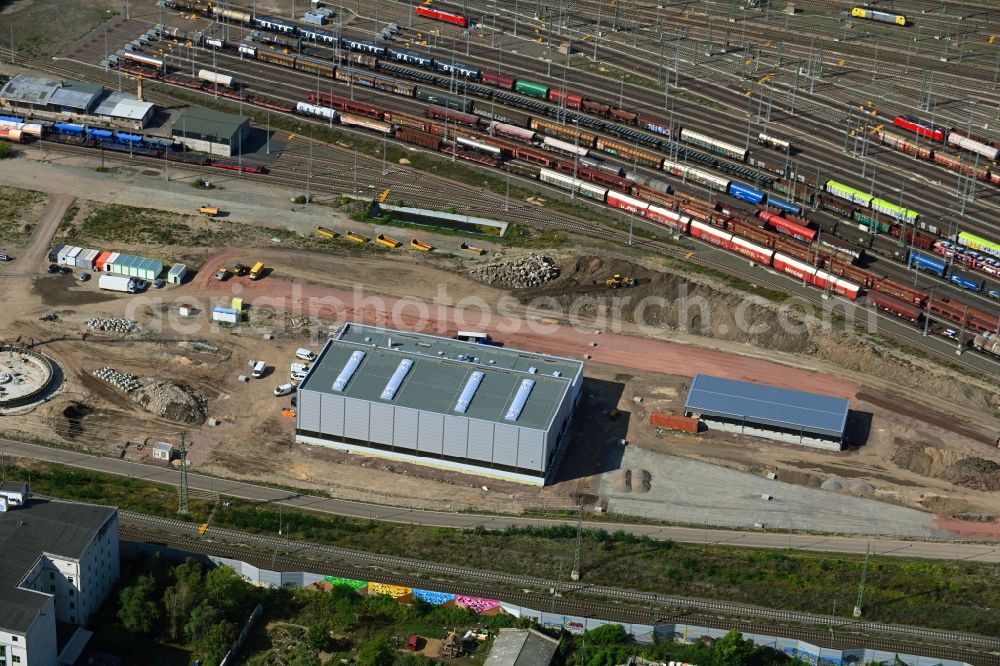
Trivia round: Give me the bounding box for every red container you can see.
[649,413,700,433]
[548,88,583,109]
[482,71,515,90]
[868,290,922,322]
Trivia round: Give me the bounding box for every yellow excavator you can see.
[605,273,636,289]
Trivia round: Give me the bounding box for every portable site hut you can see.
[107,253,132,275]
[133,257,163,281]
[152,442,174,461]
[77,248,100,270]
[48,244,64,262]
[167,263,187,285]
[65,246,83,267]
[213,306,238,324]
[95,250,113,271]
[104,252,121,272]
[56,246,76,266]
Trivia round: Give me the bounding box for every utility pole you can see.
[854,542,870,617]
[571,504,583,581]
[177,432,189,516]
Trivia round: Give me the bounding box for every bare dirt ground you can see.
[3,156,1000,536]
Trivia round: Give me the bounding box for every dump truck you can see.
[233,263,250,276]
[316,226,338,239]
[98,274,137,293]
[606,273,636,289]
[215,266,229,281]
[376,233,402,249]
[198,205,220,217]
[249,261,265,280]
[410,239,433,252]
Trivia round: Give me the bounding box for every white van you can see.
[252,360,267,379]
[295,348,316,362]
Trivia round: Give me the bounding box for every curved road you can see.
[2,437,998,562]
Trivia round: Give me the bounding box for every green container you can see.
[853,210,889,233]
[514,79,550,99]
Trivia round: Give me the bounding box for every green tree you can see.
[306,624,335,652]
[0,141,11,159]
[355,636,396,666]
[116,575,159,635]
[712,629,756,666]
[163,560,203,640]
[204,565,253,619]
[184,602,224,644]
[196,620,236,665]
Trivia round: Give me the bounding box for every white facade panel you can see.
[318,392,344,436]
[442,416,468,458]
[517,429,545,471]
[297,391,321,432]
[492,424,519,467]
[343,398,371,441]
[369,402,395,445]
[467,420,494,462]
[392,407,419,450]
[417,412,444,455]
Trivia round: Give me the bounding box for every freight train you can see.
[890,115,1000,163]
[873,124,1000,187]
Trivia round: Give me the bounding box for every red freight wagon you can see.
[774,238,822,266]
[893,115,946,142]
[482,71,515,89]
[868,291,923,323]
[548,88,583,109]
[395,127,441,151]
[309,92,382,119]
[826,256,878,289]
[636,112,672,137]
[890,226,934,250]
[415,5,468,27]
[726,217,778,248]
[873,278,927,307]
[607,190,649,215]
[644,204,688,231]
[758,210,816,243]
[581,98,611,115]
[689,220,732,248]
[729,234,774,264]
[610,108,638,123]
[426,104,479,127]
[927,297,997,333]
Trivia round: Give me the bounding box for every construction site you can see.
[0,152,997,540]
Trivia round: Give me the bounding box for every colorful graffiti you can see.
[456,595,502,613]
[324,576,367,590]
[367,582,413,599]
[413,589,457,605]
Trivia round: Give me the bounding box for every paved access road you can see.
[3,437,998,562]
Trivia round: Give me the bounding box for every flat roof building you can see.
[93,90,155,128]
[295,323,584,484]
[0,497,120,666]
[684,374,850,451]
[171,107,249,157]
[484,629,559,666]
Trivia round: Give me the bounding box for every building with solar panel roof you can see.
[295,323,584,485]
[683,374,851,451]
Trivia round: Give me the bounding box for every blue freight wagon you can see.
[909,251,946,277]
[767,195,803,216]
[727,181,765,205]
[949,271,985,291]
[54,122,85,136]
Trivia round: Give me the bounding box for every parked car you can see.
[78,272,90,282]
[47,264,58,273]
[273,383,293,396]
[295,348,316,362]
[153,278,165,289]
[58,266,72,275]
[0,253,11,261]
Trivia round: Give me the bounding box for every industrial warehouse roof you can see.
[0,499,116,634]
[0,74,61,106]
[93,91,154,120]
[172,106,248,139]
[484,629,559,666]
[684,374,850,439]
[48,81,104,112]
[299,323,583,431]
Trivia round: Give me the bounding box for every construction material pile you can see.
[90,367,207,424]
[86,317,140,334]
[469,253,559,288]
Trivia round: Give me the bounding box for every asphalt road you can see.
[3,437,999,562]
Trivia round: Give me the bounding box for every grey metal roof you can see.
[49,81,104,111]
[174,106,248,139]
[373,203,509,235]
[0,498,116,634]
[0,74,60,106]
[484,629,559,666]
[299,323,583,431]
[684,374,850,438]
[94,91,154,120]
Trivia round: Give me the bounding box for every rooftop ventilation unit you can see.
[332,350,366,391]
[380,359,413,401]
[454,371,485,414]
[505,379,535,421]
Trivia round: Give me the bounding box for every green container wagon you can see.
[852,210,890,233]
[514,79,550,99]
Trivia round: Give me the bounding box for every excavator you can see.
[605,273,636,289]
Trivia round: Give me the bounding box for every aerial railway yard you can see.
[0,0,994,378]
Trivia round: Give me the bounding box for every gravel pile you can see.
[92,367,142,393]
[87,317,140,334]
[469,253,559,288]
[90,366,206,424]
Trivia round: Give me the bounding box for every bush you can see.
[0,140,13,159]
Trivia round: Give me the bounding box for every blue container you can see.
[115,132,143,144]
[0,115,23,124]
[767,195,803,216]
[910,251,947,277]
[54,122,85,136]
[949,272,984,291]
[728,181,765,205]
[86,128,114,139]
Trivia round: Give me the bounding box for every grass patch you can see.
[505,224,567,249]
[11,454,1000,635]
[3,459,211,522]
[0,185,46,244]
[0,0,117,58]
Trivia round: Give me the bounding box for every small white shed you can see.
[167,263,188,285]
[153,441,174,461]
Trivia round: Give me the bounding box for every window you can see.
[69,589,75,596]
[69,602,75,609]
[50,585,55,593]
[12,636,18,641]
[49,571,54,579]
[67,577,74,584]
[14,656,22,663]
[70,616,76,623]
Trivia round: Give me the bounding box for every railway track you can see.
[116,516,1000,663]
